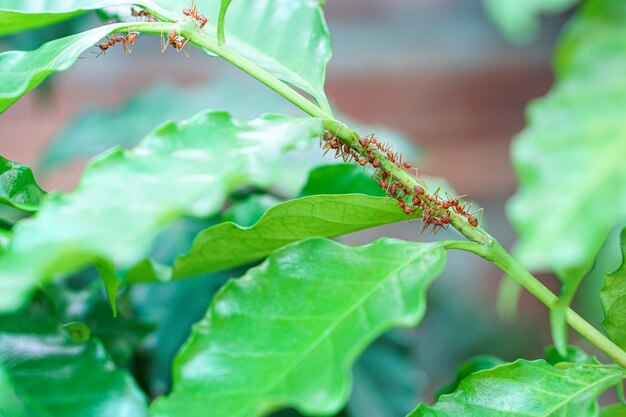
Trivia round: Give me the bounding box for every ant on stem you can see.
[161,28,190,57]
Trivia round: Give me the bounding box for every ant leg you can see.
[160,29,170,53]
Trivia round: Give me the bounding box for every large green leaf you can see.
[173,194,409,278]
[0,1,170,36]
[0,294,148,417]
[198,0,333,113]
[508,0,626,273]
[409,360,625,416]
[0,111,321,312]
[601,228,626,350]
[482,0,578,43]
[151,238,446,417]
[0,24,131,113]
[0,156,45,212]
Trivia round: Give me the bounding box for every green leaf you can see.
[0,294,148,417]
[299,164,385,197]
[482,0,578,43]
[173,194,409,278]
[544,345,598,366]
[0,156,45,212]
[0,1,170,36]
[409,360,625,416]
[601,405,626,416]
[217,0,232,46]
[152,238,446,417]
[434,355,504,399]
[0,24,132,113]
[601,228,626,350]
[508,0,626,273]
[0,111,322,312]
[200,0,333,113]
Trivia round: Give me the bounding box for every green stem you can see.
[128,19,626,367]
[443,240,626,368]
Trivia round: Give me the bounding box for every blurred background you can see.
[3,1,608,416]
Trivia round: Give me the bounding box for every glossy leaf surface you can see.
[0,24,129,113]
[601,228,626,350]
[173,194,409,278]
[0,156,45,212]
[409,360,625,416]
[0,295,147,417]
[482,0,578,43]
[0,111,321,312]
[508,0,626,272]
[152,238,446,417]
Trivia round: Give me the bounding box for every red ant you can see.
[131,7,156,22]
[161,28,190,56]
[95,31,139,57]
[183,1,208,28]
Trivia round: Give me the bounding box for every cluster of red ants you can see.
[95,3,208,57]
[321,131,481,234]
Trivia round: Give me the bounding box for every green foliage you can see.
[508,0,626,273]
[173,194,408,278]
[601,228,626,350]
[0,156,45,212]
[0,111,321,312]
[152,238,446,417]
[482,0,578,43]
[409,360,625,416]
[0,294,148,417]
[507,0,626,349]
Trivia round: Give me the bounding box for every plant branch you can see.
[123,19,626,368]
[443,240,626,368]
